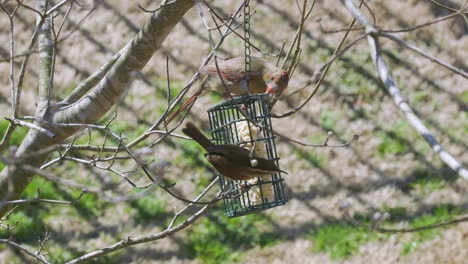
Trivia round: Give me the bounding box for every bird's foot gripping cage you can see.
[207,94,287,217]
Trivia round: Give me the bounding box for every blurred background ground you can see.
[0,0,467,263]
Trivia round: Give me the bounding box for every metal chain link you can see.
[244,0,252,78]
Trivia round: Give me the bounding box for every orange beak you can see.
[266,88,275,94]
[266,83,278,94]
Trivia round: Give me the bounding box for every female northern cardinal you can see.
[165,57,289,124]
[182,121,286,181]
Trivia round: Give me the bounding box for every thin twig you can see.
[343,210,468,233]
[342,0,468,180]
[137,0,177,13]
[0,2,20,152]
[54,0,74,40]
[426,0,468,13]
[15,17,44,118]
[0,191,86,206]
[168,176,219,228]
[276,130,359,147]
[318,19,364,33]
[202,0,281,57]
[46,0,71,15]
[0,160,105,192]
[0,124,16,152]
[274,1,365,118]
[18,1,44,17]
[379,31,467,79]
[382,8,465,33]
[129,2,245,148]
[166,56,171,110]
[0,239,50,264]
[36,228,51,257]
[279,1,315,71]
[5,118,55,138]
[60,45,123,106]
[65,199,215,264]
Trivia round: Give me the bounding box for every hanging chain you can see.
[244,0,252,77]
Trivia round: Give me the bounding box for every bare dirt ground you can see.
[0,0,467,263]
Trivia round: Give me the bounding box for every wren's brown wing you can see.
[205,144,253,165]
[254,157,286,174]
[207,144,284,174]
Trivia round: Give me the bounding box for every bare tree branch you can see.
[0,239,50,264]
[0,0,197,218]
[342,209,468,233]
[380,31,467,79]
[5,118,55,138]
[47,0,72,15]
[342,0,468,180]
[0,190,86,206]
[426,0,468,13]
[383,7,466,33]
[274,1,366,118]
[64,199,215,264]
[61,49,122,106]
[36,0,54,116]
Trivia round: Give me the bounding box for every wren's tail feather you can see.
[182,122,214,150]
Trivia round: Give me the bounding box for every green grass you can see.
[71,118,147,148]
[208,91,226,104]
[461,90,468,104]
[174,138,213,171]
[412,91,431,103]
[0,176,116,262]
[26,168,105,217]
[62,82,78,95]
[45,242,121,264]
[154,79,185,99]
[226,38,242,49]
[183,210,279,264]
[328,52,379,98]
[0,210,38,240]
[319,109,340,131]
[152,79,186,117]
[404,167,457,195]
[292,146,327,168]
[377,120,412,156]
[108,122,147,142]
[0,176,106,237]
[308,204,465,259]
[400,205,462,255]
[130,194,171,223]
[308,215,378,259]
[0,120,29,170]
[44,243,83,263]
[377,135,408,156]
[0,120,29,147]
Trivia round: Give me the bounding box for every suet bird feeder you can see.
[207,94,287,217]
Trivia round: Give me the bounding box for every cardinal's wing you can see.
[200,58,261,83]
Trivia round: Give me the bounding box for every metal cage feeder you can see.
[207,93,287,218]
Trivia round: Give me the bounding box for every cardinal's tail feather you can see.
[165,94,198,125]
[182,122,214,150]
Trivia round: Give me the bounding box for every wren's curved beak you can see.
[265,82,278,94]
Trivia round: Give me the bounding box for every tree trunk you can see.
[0,0,195,217]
